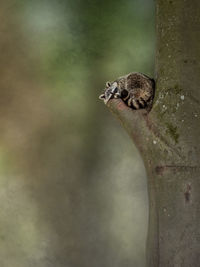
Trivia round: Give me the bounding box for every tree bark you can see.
[106,0,200,266]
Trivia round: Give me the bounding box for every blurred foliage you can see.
[0,0,154,266]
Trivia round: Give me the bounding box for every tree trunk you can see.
[106,1,200,266]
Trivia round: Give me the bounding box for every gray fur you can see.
[99,72,155,110]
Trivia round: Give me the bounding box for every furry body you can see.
[99,72,155,110]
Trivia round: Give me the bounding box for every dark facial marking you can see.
[113,87,118,94]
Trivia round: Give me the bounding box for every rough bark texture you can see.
[106,0,200,266]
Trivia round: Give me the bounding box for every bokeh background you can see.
[0,0,155,266]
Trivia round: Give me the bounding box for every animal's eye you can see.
[121,89,128,98]
[113,87,118,94]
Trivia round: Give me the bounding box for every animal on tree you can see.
[99,72,155,111]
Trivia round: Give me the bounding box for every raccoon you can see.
[99,72,155,110]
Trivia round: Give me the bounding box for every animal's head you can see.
[99,81,121,104]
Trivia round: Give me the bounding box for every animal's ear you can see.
[106,81,111,88]
[99,94,105,99]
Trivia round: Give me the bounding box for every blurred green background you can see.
[0,0,154,266]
